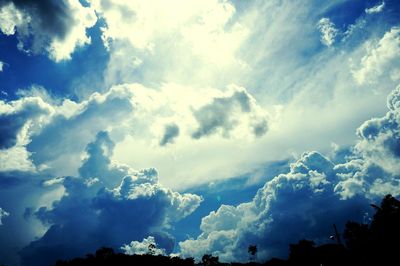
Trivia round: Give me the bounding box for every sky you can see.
[0,0,399,265]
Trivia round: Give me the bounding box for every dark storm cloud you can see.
[159,123,180,146]
[0,0,72,40]
[252,119,268,137]
[192,88,268,139]
[0,97,52,149]
[20,131,202,266]
[0,112,27,149]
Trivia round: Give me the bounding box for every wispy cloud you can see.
[365,2,385,14]
[317,17,339,47]
[0,207,9,225]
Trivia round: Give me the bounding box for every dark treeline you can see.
[52,194,400,266]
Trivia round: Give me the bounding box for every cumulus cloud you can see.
[191,86,268,139]
[160,123,180,146]
[0,207,9,225]
[317,18,339,47]
[179,152,371,262]
[365,2,385,14]
[122,236,166,256]
[354,85,400,176]
[179,85,400,262]
[20,131,202,266]
[77,130,130,187]
[0,0,97,61]
[26,84,136,172]
[352,27,400,84]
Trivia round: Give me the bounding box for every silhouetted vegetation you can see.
[248,245,257,261]
[52,194,400,266]
[54,248,196,266]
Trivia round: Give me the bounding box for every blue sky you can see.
[0,0,400,265]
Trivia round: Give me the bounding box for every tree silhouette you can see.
[344,194,400,266]
[288,239,316,265]
[201,254,219,266]
[95,247,114,259]
[248,245,257,261]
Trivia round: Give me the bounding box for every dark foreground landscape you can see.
[52,194,399,266]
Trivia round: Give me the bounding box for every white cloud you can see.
[122,236,166,256]
[88,0,249,89]
[0,61,4,72]
[0,2,29,35]
[352,27,400,84]
[0,146,36,172]
[0,0,97,61]
[354,85,400,176]
[0,207,9,225]
[47,0,97,62]
[317,18,339,47]
[365,2,385,14]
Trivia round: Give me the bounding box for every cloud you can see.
[2,82,271,190]
[0,96,53,149]
[20,131,202,266]
[179,151,372,262]
[191,86,268,139]
[352,27,400,84]
[0,0,97,61]
[1,1,400,265]
[160,123,180,146]
[317,18,339,47]
[121,236,166,256]
[179,85,400,262]
[0,207,9,225]
[26,84,136,173]
[0,61,4,72]
[0,168,60,266]
[90,0,249,89]
[354,84,400,176]
[365,2,385,14]
[0,146,36,172]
